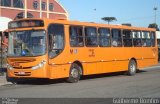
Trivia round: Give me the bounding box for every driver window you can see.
[48,24,64,58]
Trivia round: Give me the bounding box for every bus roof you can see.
[9,18,156,31]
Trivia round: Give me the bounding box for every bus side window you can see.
[85,27,98,47]
[98,28,111,47]
[69,26,84,47]
[142,31,151,47]
[132,31,142,47]
[123,30,133,47]
[111,29,122,47]
[48,24,64,58]
[151,32,156,47]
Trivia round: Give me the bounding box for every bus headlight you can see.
[32,60,46,70]
[6,64,13,70]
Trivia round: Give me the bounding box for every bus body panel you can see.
[7,55,49,78]
[49,64,70,79]
[47,46,157,76]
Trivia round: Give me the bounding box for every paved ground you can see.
[0,73,12,86]
[0,65,160,98]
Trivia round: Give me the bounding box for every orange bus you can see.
[6,18,158,83]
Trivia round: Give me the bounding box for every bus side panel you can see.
[99,61,128,74]
[138,59,158,69]
[82,48,130,75]
[85,62,98,75]
[106,48,130,73]
[97,62,112,74]
[136,47,158,69]
[112,61,129,72]
[49,64,70,79]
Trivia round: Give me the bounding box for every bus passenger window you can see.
[85,27,98,47]
[142,31,151,47]
[151,32,155,47]
[123,30,133,47]
[70,26,84,47]
[98,28,111,47]
[132,31,142,47]
[48,24,64,58]
[111,29,122,47]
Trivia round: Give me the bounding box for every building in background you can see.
[0,0,68,20]
[0,0,69,69]
[0,0,69,33]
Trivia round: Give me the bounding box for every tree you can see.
[148,23,159,31]
[101,17,117,24]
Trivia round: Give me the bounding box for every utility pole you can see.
[153,6,158,24]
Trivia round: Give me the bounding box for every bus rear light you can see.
[32,60,46,70]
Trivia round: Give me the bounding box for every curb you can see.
[0,82,12,86]
[0,73,12,86]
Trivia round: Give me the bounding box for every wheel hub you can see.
[71,68,79,78]
[130,63,136,73]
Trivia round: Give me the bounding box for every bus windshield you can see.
[8,30,46,57]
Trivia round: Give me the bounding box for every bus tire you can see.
[127,60,137,76]
[67,63,81,83]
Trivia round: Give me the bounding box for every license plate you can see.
[18,72,25,75]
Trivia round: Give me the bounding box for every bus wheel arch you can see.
[66,61,83,83]
[130,58,138,67]
[127,58,137,76]
[73,61,83,75]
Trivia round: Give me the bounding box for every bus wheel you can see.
[128,60,137,76]
[67,63,81,83]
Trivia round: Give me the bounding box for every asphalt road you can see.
[0,66,160,98]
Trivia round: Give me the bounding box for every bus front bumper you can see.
[7,68,48,78]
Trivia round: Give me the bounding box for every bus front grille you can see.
[13,67,32,69]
